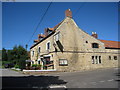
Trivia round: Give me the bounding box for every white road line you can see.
[99,81,105,83]
[49,85,67,88]
[108,79,114,82]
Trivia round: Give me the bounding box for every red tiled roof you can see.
[34,39,40,43]
[99,39,120,48]
[30,20,64,49]
[40,34,46,38]
[38,34,46,38]
[48,28,54,31]
[53,21,63,30]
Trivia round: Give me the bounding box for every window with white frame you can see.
[92,56,94,64]
[46,41,50,50]
[99,56,101,64]
[32,50,34,57]
[91,56,102,64]
[55,32,60,41]
[95,56,98,64]
[59,59,68,66]
[38,60,40,64]
[32,61,34,64]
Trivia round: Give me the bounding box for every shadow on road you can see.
[2,75,67,89]
[114,70,120,82]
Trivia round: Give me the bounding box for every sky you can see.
[2,2,118,50]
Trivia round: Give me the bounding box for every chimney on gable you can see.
[91,32,98,39]
[44,28,48,36]
[65,9,72,18]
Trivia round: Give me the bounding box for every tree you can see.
[13,45,28,70]
[7,50,14,61]
[2,45,29,70]
[2,48,8,61]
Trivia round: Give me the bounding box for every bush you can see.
[37,64,42,67]
[32,64,37,67]
[14,64,19,68]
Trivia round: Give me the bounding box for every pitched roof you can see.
[48,28,54,31]
[38,34,46,38]
[30,20,64,49]
[99,39,120,48]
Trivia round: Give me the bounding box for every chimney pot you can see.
[65,9,72,18]
[91,32,98,39]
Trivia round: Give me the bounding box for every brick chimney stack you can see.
[65,9,72,18]
[44,28,48,36]
[91,32,98,38]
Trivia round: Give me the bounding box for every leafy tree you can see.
[14,45,28,70]
[2,45,29,70]
[7,50,14,61]
[2,48,8,61]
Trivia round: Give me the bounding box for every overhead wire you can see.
[74,2,87,18]
[26,1,53,48]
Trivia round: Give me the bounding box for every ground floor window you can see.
[114,56,117,60]
[32,61,34,64]
[92,56,94,64]
[95,56,98,64]
[109,56,112,60]
[59,59,68,66]
[108,56,117,60]
[38,61,40,64]
[91,56,101,64]
[99,56,101,64]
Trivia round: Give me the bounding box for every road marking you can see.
[32,86,38,88]
[99,80,105,83]
[49,85,67,88]
[108,79,114,82]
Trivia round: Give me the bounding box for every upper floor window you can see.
[92,43,99,48]
[32,50,34,57]
[46,41,50,50]
[38,47,41,53]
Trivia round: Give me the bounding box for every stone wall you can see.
[30,17,119,71]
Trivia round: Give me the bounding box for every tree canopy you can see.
[2,45,30,69]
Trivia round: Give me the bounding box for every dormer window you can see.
[92,43,99,48]
[48,30,52,34]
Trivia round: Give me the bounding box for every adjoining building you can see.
[30,9,120,71]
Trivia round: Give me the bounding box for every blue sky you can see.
[2,2,118,50]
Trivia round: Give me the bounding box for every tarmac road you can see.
[1,68,120,89]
